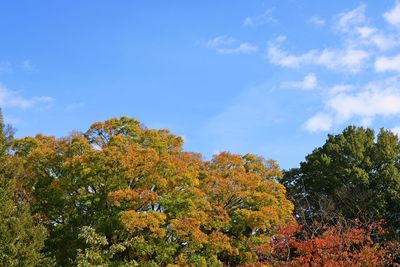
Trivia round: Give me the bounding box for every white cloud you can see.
[353,26,397,51]
[332,4,399,51]
[207,3,400,137]
[328,84,354,95]
[304,113,333,132]
[305,78,400,132]
[356,26,375,38]
[205,36,235,49]
[217,43,258,54]
[281,73,317,90]
[267,37,369,73]
[205,35,258,54]
[327,89,400,122]
[267,39,315,68]
[243,9,277,27]
[369,33,397,51]
[0,84,53,109]
[309,16,326,27]
[375,54,400,73]
[336,4,366,33]
[267,37,315,68]
[384,1,400,27]
[320,49,370,72]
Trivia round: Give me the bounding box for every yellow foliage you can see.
[120,210,166,237]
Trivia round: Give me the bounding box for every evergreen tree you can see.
[283,126,400,239]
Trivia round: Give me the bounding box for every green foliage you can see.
[283,126,400,239]
[76,226,134,267]
[0,177,50,266]
[0,109,50,266]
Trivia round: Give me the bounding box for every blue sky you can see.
[2,1,400,169]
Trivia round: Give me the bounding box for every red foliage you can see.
[267,221,400,267]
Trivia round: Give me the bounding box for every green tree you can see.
[283,126,400,239]
[0,109,50,266]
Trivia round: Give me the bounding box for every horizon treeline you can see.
[1,112,400,266]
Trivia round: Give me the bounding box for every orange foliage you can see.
[12,117,295,266]
[269,221,400,267]
[120,210,166,237]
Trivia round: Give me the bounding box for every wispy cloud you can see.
[281,73,317,90]
[308,16,326,27]
[384,1,400,27]
[205,35,235,49]
[268,2,400,75]
[205,35,258,54]
[375,54,400,73]
[0,83,53,109]
[267,36,369,73]
[267,3,400,133]
[205,2,400,137]
[267,3,400,76]
[335,4,367,33]
[334,4,399,51]
[304,113,332,132]
[243,8,277,27]
[328,84,354,95]
[305,78,400,132]
[356,27,397,51]
[217,43,258,54]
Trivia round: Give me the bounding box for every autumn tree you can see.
[200,152,294,265]
[268,220,400,266]
[13,117,294,266]
[12,117,185,265]
[93,121,294,266]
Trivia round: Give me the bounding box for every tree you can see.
[283,126,400,239]
[0,109,50,266]
[269,220,400,266]
[200,152,294,266]
[13,117,294,266]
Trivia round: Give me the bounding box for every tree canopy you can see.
[10,116,293,266]
[1,115,400,266]
[283,126,400,238]
[0,109,50,266]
